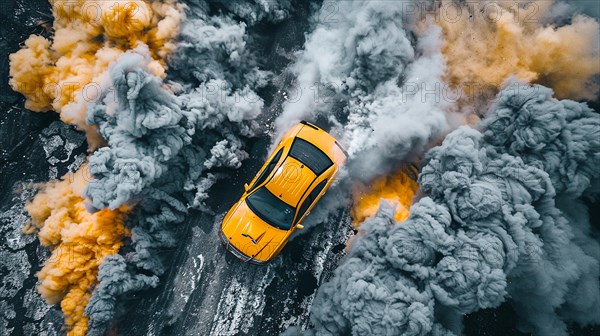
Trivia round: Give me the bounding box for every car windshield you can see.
[246,187,295,230]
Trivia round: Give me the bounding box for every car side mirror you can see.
[244,183,250,192]
[296,224,304,230]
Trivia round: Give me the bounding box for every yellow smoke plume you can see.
[435,0,600,101]
[351,165,419,228]
[9,0,184,147]
[24,164,130,336]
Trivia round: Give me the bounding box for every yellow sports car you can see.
[219,121,347,265]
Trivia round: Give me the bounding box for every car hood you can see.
[221,200,289,262]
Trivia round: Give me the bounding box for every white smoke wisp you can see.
[273,0,452,181]
[297,83,600,336]
[216,0,293,24]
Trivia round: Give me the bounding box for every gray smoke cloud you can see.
[84,45,191,211]
[81,1,284,333]
[85,255,159,335]
[297,82,600,336]
[566,0,600,19]
[274,0,453,180]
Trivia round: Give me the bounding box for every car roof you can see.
[260,122,345,208]
[265,156,318,207]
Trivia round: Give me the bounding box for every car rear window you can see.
[289,138,333,175]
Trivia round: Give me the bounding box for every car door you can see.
[293,179,328,227]
[247,147,284,192]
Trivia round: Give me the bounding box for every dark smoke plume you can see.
[81,1,284,333]
[297,83,600,336]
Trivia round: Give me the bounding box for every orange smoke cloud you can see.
[24,165,130,336]
[435,0,600,101]
[9,0,184,147]
[11,2,184,333]
[351,165,419,228]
